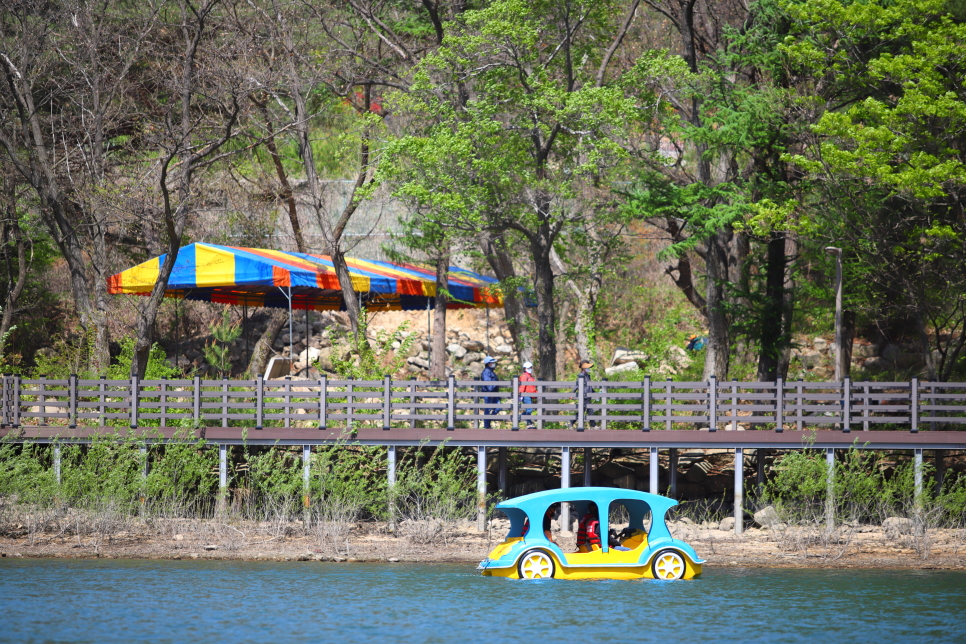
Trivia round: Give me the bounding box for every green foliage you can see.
[395,444,478,524]
[107,338,179,381]
[202,310,242,377]
[330,312,417,380]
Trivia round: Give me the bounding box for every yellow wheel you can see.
[652,549,686,580]
[518,549,555,579]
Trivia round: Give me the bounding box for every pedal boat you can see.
[478,487,704,580]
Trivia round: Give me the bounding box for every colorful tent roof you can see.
[107,243,502,311]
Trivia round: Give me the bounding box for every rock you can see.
[861,356,885,371]
[462,352,483,365]
[467,361,484,376]
[173,534,184,541]
[813,337,828,352]
[685,461,712,483]
[298,346,322,365]
[315,347,337,372]
[852,342,879,359]
[407,356,429,370]
[599,461,635,479]
[605,361,639,377]
[612,474,636,489]
[883,517,914,536]
[446,343,461,354]
[203,544,218,551]
[666,345,691,368]
[798,350,822,369]
[493,344,514,356]
[462,340,484,352]
[754,505,781,528]
[718,517,735,532]
[449,344,467,359]
[881,344,900,361]
[388,557,400,563]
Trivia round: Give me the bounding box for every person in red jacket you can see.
[576,502,602,552]
[518,361,537,429]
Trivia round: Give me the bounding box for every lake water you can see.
[1,560,964,643]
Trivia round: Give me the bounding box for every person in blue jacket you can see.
[481,356,499,428]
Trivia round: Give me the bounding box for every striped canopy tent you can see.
[107,242,502,311]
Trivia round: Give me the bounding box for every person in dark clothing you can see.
[481,356,499,428]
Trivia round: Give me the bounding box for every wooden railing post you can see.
[319,375,327,430]
[256,375,264,430]
[600,379,608,431]
[130,375,139,429]
[192,375,201,425]
[69,374,77,429]
[1,374,8,427]
[98,375,106,426]
[160,377,168,428]
[796,380,804,431]
[842,377,851,433]
[11,375,20,428]
[775,377,783,433]
[642,376,651,432]
[409,377,417,429]
[284,377,292,429]
[708,375,717,432]
[383,374,391,431]
[666,380,672,431]
[221,377,229,428]
[447,374,455,430]
[911,377,919,433]
[346,381,353,431]
[511,376,520,431]
[577,375,586,432]
[39,375,46,426]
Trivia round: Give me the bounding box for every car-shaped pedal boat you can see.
[479,487,704,580]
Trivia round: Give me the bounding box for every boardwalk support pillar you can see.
[825,448,835,529]
[387,446,397,528]
[734,447,744,535]
[649,447,659,495]
[477,446,487,532]
[53,444,61,486]
[218,444,228,515]
[302,445,311,512]
[561,446,571,531]
[583,447,592,487]
[498,447,508,495]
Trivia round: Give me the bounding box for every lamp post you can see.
[825,247,843,381]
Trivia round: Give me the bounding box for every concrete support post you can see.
[477,446,487,532]
[387,445,397,528]
[53,444,61,486]
[669,448,678,499]
[825,448,835,529]
[498,447,508,495]
[734,447,744,535]
[583,447,592,487]
[218,444,228,515]
[561,446,571,531]
[649,447,659,495]
[302,445,311,510]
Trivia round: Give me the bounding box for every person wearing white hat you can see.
[481,356,499,428]
[518,361,536,429]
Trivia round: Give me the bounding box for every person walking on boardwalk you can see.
[481,356,500,428]
[518,361,537,429]
[573,360,596,428]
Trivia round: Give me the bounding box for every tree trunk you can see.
[777,234,798,379]
[531,232,557,381]
[482,232,534,364]
[247,309,288,377]
[756,232,787,381]
[702,229,731,380]
[430,250,450,379]
[841,310,856,379]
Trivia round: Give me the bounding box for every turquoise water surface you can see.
[1,560,964,643]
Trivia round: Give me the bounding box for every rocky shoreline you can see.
[3,520,963,570]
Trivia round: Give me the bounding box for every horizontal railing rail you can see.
[1,374,964,432]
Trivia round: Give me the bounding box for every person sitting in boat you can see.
[576,502,602,552]
[521,505,558,545]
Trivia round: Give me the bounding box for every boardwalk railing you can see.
[2,374,965,432]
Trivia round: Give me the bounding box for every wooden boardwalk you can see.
[3,375,963,536]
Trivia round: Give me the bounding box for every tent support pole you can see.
[486,305,490,355]
[426,299,431,372]
[279,286,293,364]
[243,303,248,366]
